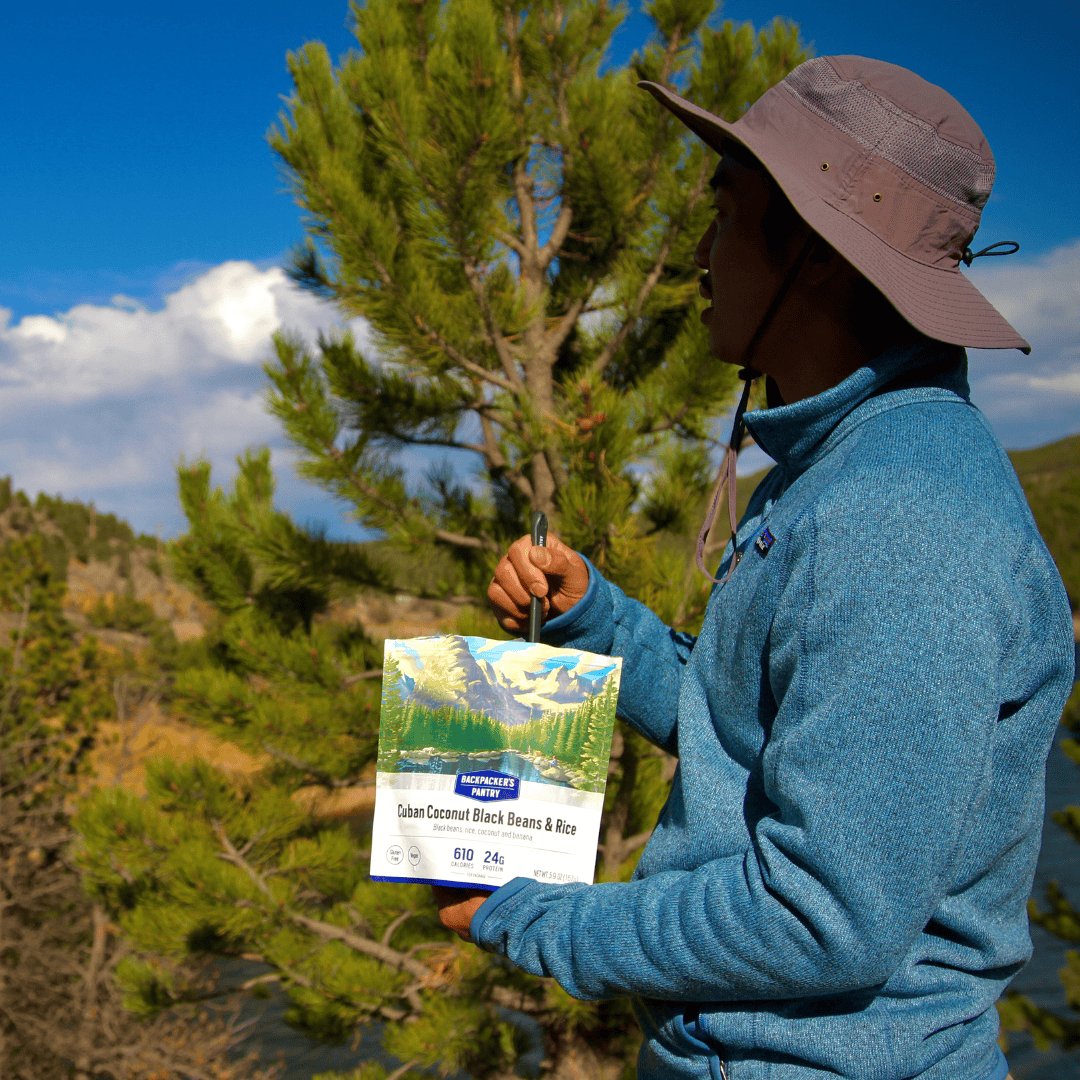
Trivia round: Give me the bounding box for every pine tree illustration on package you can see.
[370,635,622,889]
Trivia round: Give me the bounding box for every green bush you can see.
[86,594,160,634]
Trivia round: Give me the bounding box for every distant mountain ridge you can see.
[0,476,211,640]
[0,477,158,581]
[400,636,605,725]
[1010,434,1080,604]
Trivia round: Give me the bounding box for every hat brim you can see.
[639,81,1031,354]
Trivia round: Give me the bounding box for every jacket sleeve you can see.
[471,482,1040,1002]
[541,557,696,755]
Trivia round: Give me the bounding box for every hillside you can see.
[0,479,480,805]
[0,478,210,640]
[0,479,480,644]
[1011,434,1080,605]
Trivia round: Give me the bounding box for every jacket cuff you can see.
[540,556,615,656]
[470,876,537,948]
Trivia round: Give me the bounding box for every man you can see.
[436,56,1075,1079]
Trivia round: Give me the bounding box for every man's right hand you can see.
[487,532,589,634]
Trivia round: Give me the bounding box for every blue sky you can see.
[3,1,1078,536]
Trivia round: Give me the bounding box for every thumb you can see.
[531,545,571,576]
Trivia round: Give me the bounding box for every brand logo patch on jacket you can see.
[755,527,776,557]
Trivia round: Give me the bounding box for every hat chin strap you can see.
[695,231,819,584]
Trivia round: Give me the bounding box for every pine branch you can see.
[312,193,517,396]
[591,154,711,379]
[462,261,524,389]
[380,431,487,454]
[408,310,520,394]
[288,910,433,982]
[479,411,534,504]
[546,277,597,356]
[73,906,110,1076]
[512,157,539,268]
[662,25,684,83]
[637,400,693,436]
[536,30,578,275]
[433,528,500,553]
[590,235,676,378]
[598,830,653,865]
[257,741,365,788]
[328,446,501,554]
[494,228,528,258]
[538,202,574,273]
[213,822,433,1008]
[289,913,428,1014]
[341,669,383,686]
[381,911,414,947]
[622,24,688,221]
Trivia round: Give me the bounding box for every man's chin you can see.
[707,337,742,367]
[701,312,743,366]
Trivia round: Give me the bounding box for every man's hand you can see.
[487,532,589,634]
[433,886,490,941]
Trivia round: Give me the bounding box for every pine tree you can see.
[0,536,110,789]
[378,654,407,764]
[266,0,804,601]
[169,450,391,781]
[74,1,807,1075]
[579,676,619,788]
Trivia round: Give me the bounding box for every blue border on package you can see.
[371,874,500,890]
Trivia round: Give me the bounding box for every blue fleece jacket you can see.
[470,342,1075,1080]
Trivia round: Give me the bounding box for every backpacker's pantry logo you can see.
[454,771,520,802]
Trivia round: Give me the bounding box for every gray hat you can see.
[640,55,1030,353]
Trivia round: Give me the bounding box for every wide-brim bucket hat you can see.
[640,56,1030,353]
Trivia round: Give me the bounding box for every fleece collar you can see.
[743,340,971,477]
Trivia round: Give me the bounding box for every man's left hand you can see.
[433,885,489,940]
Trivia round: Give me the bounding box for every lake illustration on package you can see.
[369,635,622,890]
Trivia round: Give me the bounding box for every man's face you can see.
[695,151,798,366]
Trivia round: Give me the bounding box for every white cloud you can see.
[176,389,281,458]
[1028,371,1080,394]
[0,261,378,412]
[13,444,153,493]
[1,261,373,537]
[966,238,1080,448]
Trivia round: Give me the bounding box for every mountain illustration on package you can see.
[369,635,622,889]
